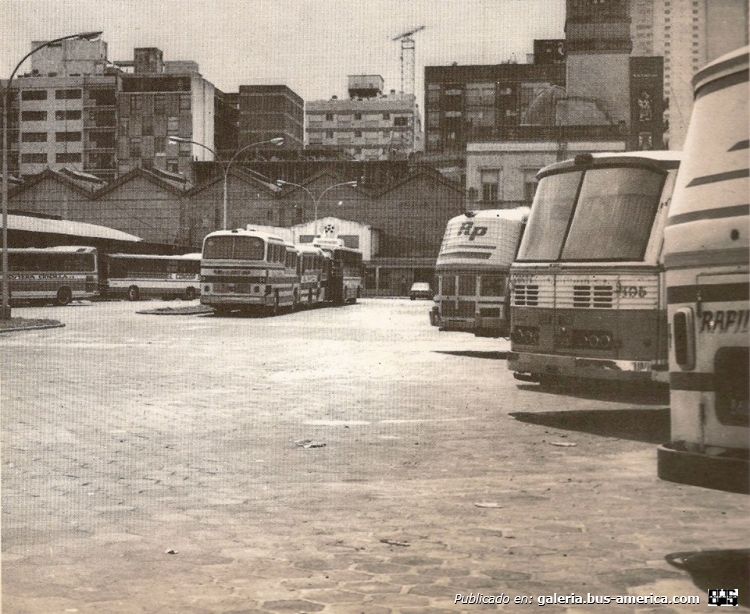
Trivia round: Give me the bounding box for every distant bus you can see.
[507,151,681,387]
[1,246,98,305]
[313,237,363,305]
[201,228,299,315]
[104,253,201,301]
[431,208,530,337]
[657,46,749,494]
[297,244,332,306]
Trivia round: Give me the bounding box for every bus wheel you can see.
[184,287,196,301]
[127,286,140,301]
[56,287,73,306]
[271,293,279,316]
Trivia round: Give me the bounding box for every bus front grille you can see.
[514,285,539,306]
[572,285,613,309]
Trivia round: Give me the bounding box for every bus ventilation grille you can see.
[514,285,539,306]
[573,285,613,309]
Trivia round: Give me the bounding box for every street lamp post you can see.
[275,179,357,238]
[1,31,102,320]
[169,136,283,230]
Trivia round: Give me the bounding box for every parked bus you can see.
[200,228,299,315]
[104,253,201,301]
[313,237,363,305]
[507,151,681,387]
[657,46,749,494]
[1,246,98,305]
[297,244,332,306]
[430,208,530,337]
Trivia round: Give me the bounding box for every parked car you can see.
[409,282,433,300]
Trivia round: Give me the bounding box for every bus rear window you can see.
[204,236,265,260]
[561,167,664,261]
[516,171,581,261]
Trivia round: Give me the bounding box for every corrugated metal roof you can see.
[8,214,143,242]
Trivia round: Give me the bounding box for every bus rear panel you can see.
[508,152,680,385]
[657,46,749,494]
[433,208,528,337]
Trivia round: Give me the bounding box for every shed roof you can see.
[8,214,143,242]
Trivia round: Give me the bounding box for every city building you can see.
[238,85,304,151]
[116,47,216,182]
[630,0,748,149]
[306,75,420,161]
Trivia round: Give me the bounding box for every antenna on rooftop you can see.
[392,25,425,97]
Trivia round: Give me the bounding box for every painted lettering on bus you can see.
[457,222,488,241]
[699,309,750,333]
[7,273,78,280]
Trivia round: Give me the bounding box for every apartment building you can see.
[630,0,748,148]
[238,85,304,152]
[306,75,420,161]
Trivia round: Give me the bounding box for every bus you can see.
[297,244,332,307]
[507,151,681,387]
[657,46,749,494]
[313,237,363,305]
[200,228,300,315]
[104,253,201,301]
[1,246,98,305]
[430,208,530,337]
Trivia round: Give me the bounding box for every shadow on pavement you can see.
[515,381,669,406]
[666,550,750,608]
[433,350,507,360]
[509,407,670,444]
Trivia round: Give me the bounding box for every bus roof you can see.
[693,45,749,95]
[450,207,531,224]
[204,228,287,244]
[538,150,682,179]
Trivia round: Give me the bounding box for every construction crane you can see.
[392,25,425,97]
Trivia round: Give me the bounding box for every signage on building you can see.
[629,57,665,151]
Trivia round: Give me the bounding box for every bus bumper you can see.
[657,443,750,495]
[474,316,507,338]
[507,351,658,382]
[438,317,475,332]
[201,295,267,307]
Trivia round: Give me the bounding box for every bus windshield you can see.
[517,166,665,262]
[204,236,265,260]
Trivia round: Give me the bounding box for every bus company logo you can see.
[708,588,738,607]
[457,222,488,241]
[700,310,750,334]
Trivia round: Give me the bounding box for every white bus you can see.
[1,246,98,305]
[201,228,300,315]
[431,208,530,337]
[297,244,332,306]
[104,253,201,301]
[658,46,749,494]
[507,151,681,387]
[313,237,363,305]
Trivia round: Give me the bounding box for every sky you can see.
[1,0,566,108]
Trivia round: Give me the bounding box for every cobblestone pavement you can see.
[2,299,748,613]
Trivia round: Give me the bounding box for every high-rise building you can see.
[306,75,420,161]
[116,48,216,181]
[630,0,748,148]
[238,85,304,152]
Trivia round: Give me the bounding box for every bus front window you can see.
[562,167,664,261]
[204,236,234,259]
[516,171,582,261]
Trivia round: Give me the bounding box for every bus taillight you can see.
[673,308,695,369]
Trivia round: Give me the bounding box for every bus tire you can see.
[127,286,140,301]
[271,292,279,316]
[293,289,300,311]
[56,287,73,306]
[184,287,196,301]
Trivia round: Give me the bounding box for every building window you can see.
[523,169,539,204]
[481,169,500,202]
[167,116,179,135]
[130,138,142,158]
[21,110,47,121]
[178,141,191,156]
[56,131,81,142]
[354,112,362,120]
[131,95,142,112]
[155,94,166,114]
[21,89,47,101]
[154,136,166,152]
[179,95,190,111]
[21,153,47,163]
[55,88,81,100]
[325,113,334,121]
[382,112,390,120]
[22,132,47,142]
[55,109,82,120]
[166,159,179,173]
[55,152,82,163]
[354,130,362,138]
[142,115,153,136]
[394,116,408,126]
[326,130,334,139]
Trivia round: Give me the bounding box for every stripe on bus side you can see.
[666,203,749,227]
[686,168,749,188]
[670,372,714,391]
[667,282,749,304]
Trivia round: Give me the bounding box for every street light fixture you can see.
[2,31,103,319]
[168,136,284,231]
[275,179,357,238]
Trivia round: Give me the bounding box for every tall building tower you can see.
[630,0,748,149]
[238,85,304,152]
